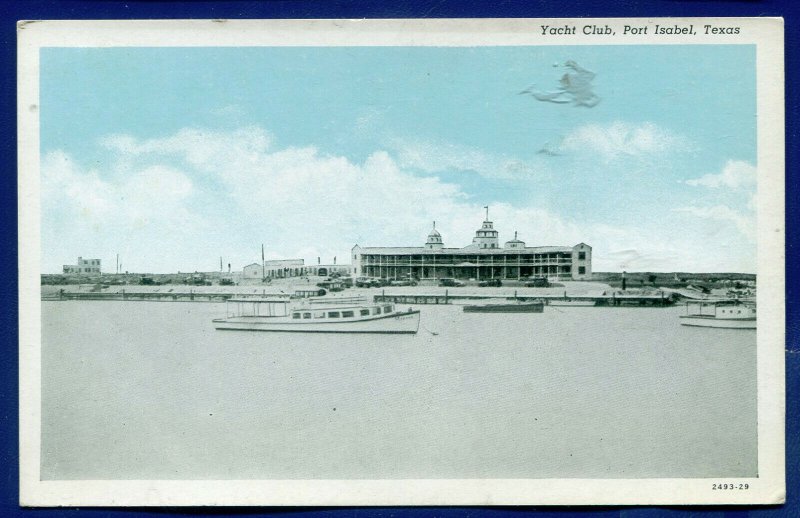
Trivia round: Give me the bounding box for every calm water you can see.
[41,301,757,480]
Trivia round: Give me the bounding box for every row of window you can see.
[360,256,574,263]
[361,256,574,266]
[291,305,394,320]
[719,308,756,315]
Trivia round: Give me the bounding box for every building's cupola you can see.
[472,206,499,249]
[425,221,444,249]
[504,231,526,249]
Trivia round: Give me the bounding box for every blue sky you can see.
[40,45,757,273]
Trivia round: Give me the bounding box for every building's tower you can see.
[425,221,444,249]
[504,231,526,249]
[571,243,592,280]
[472,206,499,249]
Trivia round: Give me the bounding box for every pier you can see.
[374,290,675,307]
[45,289,238,303]
[42,286,675,307]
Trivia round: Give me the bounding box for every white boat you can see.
[679,300,756,329]
[463,300,544,313]
[548,299,596,307]
[213,297,420,334]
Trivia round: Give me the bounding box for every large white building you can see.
[63,257,101,274]
[352,217,592,281]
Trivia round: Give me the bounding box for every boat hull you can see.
[548,300,595,307]
[213,310,420,334]
[463,303,544,313]
[679,315,756,329]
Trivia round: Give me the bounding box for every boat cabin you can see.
[291,304,395,321]
[225,298,291,318]
[685,300,756,318]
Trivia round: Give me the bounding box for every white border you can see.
[18,17,785,506]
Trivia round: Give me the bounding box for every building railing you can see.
[359,257,574,266]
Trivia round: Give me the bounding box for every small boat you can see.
[548,299,595,307]
[213,297,420,334]
[462,300,544,313]
[679,300,756,329]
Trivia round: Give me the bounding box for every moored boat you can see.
[462,300,544,313]
[213,297,420,334]
[679,300,756,329]
[548,299,596,307]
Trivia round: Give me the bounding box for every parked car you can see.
[355,276,376,288]
[390,278,418,287]
[478,278,502,287]
[525,277,550,287]
[355,277,386,288]
[438,278,464,287]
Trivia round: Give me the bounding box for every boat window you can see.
[384,305,393,313]
[303,312,312,319]
[292,313,301,319]
[374,307,382,315]
[314,311,325,318]
[360,309,370,316]
[342,311,355,318]
[327,311,340,318]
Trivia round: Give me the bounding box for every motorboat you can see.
[462,300,544,313]
[213,297,420,334]
[548,299,595,307]
[679,300,756,329]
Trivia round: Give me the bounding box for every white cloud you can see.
[42,125,754,274]
[388,138,542,179]
[685,160,756,190]
[673,205,755,240]
[42,148,206,272]
[677,160,757,245]
[559,121,689,162]
[100,126,273,171]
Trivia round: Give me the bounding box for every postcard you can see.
[18,17,785,506]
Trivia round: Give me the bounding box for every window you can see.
[342,311,355,318]
[303,312,312,319]
[314,312,325,318]
[360,309,370,316]
[374,307,382,315]
[327,311,340,318]
[578,252,586,260]
[292,313,301,319]
[384,305,393,313]
[578,266,586,274]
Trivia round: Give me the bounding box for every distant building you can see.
[242,259,306,280]
[63,257,101,274]
[242,263,263,279]
[352,216,592,281]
